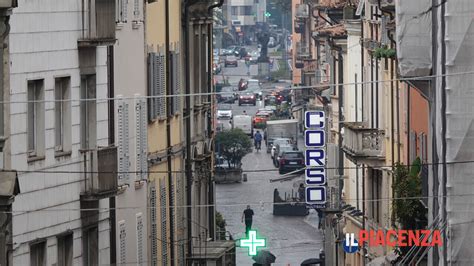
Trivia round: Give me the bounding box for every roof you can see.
[314,23,347,37]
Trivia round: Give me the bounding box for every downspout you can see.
[107,45,116,265]
[184,0,199,262]
[207,0,224,242]
[313,9,333,26]
[164,0,175,263]
[440,0,447,261]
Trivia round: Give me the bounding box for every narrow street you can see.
[215,56,323,265]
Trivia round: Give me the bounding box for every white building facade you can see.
[8,0,116,264]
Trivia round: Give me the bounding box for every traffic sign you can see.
[305,130,325,147]
[305,111,325,128]
[306,187,326,204]
[305,149,325,167]
[305,168,326,185]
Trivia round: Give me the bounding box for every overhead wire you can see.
[7,192,474,214]
[0,70,473,104]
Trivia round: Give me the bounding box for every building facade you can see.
[113,0,149,264]
[9,0,117,264]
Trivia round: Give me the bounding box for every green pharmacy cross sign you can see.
[240,230,266,256]
[265,12,271,17]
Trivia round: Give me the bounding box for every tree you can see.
[215,128,252,168]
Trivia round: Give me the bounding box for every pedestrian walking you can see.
[242,205,254,236]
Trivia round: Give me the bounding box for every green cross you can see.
[240,230,266,256]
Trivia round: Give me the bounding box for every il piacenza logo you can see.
[343,230,443,253]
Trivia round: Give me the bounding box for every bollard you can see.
[243,174,248,182]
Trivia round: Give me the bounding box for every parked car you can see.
[238,92,256,106]
[278,151,305,174]
[247,79,261,87]
[264,95,278,106]
[213,61,222,74]
[270,138,293,159]
[274,144,296,167]
[217,86,237,103]
[231,115,253,136]
[224,55,238,67]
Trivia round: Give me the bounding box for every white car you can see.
[270,138,293,159]
[217,105,233,119]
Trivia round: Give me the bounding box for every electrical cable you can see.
[1,70,473,104]
[7,158,474,175]
[6,192,474,214]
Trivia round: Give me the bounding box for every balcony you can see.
[78,0,116,47]
[80,146,118,200]
[295,4,309,19]
[295,42,310,60]
[342,122,385,166]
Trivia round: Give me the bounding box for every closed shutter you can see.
[148,53,166,120]
[133,0,140,19]
[135,97,148,179]
[171,51,182,115]
[381,15,389,46]
[136,213,145,266]
[119,220,126,265]
[117,98,130,180]
[160,181,168,266]
[409,130,417,162]
[175,173,185,265]
[150,187,158,266]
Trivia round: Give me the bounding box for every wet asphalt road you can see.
[215,59,323,265]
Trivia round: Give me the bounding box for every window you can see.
[27,80,45,157]
[118,220,126,264]
[241,6,253,15]
[80,75,97,150]
[133,0,140,19]
[58,234,73,266]
[83,227,99,266]
[30,241,46,266]
[369,169,382,223]
[55,77,71,153]
[231,6,238,16]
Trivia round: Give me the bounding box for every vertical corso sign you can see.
[304,111,326,206]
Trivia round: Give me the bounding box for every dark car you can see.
[278,151,305,174]
[238,92,256,106]
[217,86,237,103]
[224,55,238,67]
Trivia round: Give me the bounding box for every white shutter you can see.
[150,187,158,266]
[160,181,168,265]
[121,0,128,22]
[117,97,130,180]
[135,96,148,180]
[136,213,145,266]
[119,220,126,265]
[157,54,166,119]
[133,0,140,19]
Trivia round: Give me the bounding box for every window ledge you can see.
[55,150,72,158]
[132,21,143,29]
[27,155,45,163]
[79,148,96,153]
[116,22,126,30]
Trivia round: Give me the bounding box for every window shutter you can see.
[117,98,130,180]
[136,213,145,266]
[135,97,148,180]
[121,0,128,22]
[148,53,166,120]
[150,187,158,266]
[119,220,126,265]
[134,0,141,19]
[381,15,389,46]
[160,181,168,265]
[172,51,181,115]
[409,130,417,162]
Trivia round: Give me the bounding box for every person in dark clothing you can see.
[316,209,324,229]
[298,183,305,201]
[242,205,254,236]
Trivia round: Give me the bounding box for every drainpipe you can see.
[184,0,199,263]
[207,0,224,242]
[164,0,176,263]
